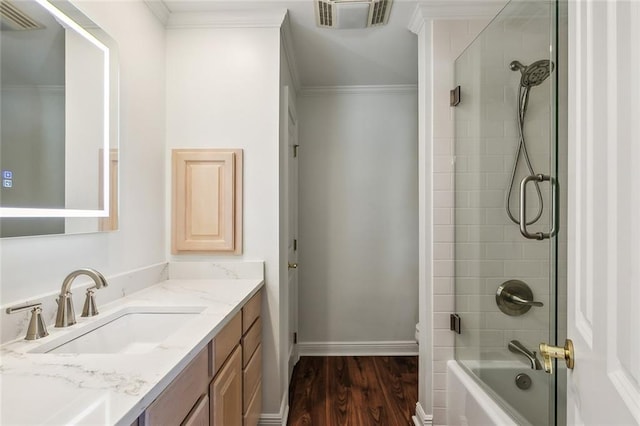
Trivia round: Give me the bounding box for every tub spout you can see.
[508,340,543,370]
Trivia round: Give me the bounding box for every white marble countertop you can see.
[0,278,264,425]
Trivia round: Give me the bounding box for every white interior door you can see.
[567,1,640,424]
[284,86,299,380]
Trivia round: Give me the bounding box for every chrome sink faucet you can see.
[508,340,543,370]
[55,268,108,328]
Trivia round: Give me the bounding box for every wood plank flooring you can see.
[288,356,418,426]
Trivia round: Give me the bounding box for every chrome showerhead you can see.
[510,59,554,88]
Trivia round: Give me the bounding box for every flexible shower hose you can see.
[505,84,544,225]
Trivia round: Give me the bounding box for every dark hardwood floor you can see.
[288,356,418,426]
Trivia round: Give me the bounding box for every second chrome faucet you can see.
[55,268,108,328]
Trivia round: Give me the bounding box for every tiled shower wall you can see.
[452,5,553,364]
[431,18,490,424]
[431,9,553,423]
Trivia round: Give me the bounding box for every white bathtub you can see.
[447,360,550,426]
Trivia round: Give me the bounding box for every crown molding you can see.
[144,0,287,29]
[300,84,418,97]
[408,4,428,34]
[409,1,507,34]
[144,0,170,26]
[166,9,287,29]
[280,12,301,91]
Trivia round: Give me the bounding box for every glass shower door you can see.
[453,0,560,424]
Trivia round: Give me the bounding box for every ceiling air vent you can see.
[315,0,393,29]
[0,0,44,31]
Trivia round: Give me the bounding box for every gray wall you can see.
[298,89,419,344]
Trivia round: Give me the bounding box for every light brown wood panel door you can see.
[210,346,242,426]
[172,149,242,254]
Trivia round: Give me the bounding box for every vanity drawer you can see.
[242,316,261,368]
[214,311,242,374]
[243,380,262,426]
[145,345,209,425]
[242,289,262,334]
[243,344,262,412]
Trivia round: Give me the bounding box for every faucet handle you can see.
[6,303,49,340]
[81,289,99,317]
[55,292,76,328]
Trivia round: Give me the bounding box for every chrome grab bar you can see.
[519,174,558,240]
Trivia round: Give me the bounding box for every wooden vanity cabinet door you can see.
[210,345,243,426]
[181,394,209,426]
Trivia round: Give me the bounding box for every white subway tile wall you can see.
[453,5,552,364]
[432,10,553,423]
[431,19,490,425]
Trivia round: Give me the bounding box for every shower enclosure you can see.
[453,0,565,424]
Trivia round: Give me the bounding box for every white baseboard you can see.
[259,391,289,426]
[413,402,434,426]
[298,341,419,356]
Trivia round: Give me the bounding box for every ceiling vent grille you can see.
[318,1,333,27]
[369,0,390,26]
[0,0,44,30]
[315,0,393,29]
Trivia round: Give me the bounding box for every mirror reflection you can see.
[0,0,118,237]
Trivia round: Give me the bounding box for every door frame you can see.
[283,85,300,382]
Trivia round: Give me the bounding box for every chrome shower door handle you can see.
[519,174,558,240]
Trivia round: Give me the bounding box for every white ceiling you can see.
[159,0,420,88]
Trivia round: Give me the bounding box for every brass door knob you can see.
[288,263,298,269]
[539,339,574,374]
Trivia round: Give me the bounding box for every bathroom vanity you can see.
[0,277,263,425]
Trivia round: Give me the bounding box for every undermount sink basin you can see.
[30,306,205,355]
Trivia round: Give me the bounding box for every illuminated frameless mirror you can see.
[0,0,118,237]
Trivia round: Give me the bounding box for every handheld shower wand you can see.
[505,59,554,226]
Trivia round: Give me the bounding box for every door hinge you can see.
[293,239,298,251]
[293,144,300,158]
[450,85,461,107]
[293,332,298,344]
[450,313,461,334]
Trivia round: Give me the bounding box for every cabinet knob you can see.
[288,263,298,269]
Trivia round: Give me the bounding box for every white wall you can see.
[165,24,286,417]
[0,0,166,304]
[297,88,419,347]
